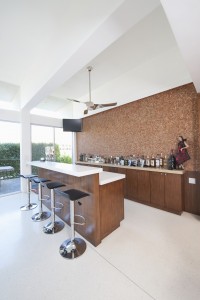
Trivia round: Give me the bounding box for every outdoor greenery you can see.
[31,143,72,163]
[0,143,20,177]
[0,143,72,178]
[31,143,72,174]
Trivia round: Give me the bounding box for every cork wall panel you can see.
[77,83,200,171]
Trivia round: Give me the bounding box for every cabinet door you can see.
[126,169,138,200]
[137,171,150,203]
[103,166,117,172]
[117,168,127,198]
[150,172,165,208]
[164,174,183,213]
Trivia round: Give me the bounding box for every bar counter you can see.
[76,160,184,175]
[28,161,125,246]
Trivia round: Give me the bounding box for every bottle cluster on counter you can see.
[79,150,178,170]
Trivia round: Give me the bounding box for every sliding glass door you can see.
[0,121,20,195]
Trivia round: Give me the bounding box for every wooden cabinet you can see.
[126,168,182,214]
[150,172,183,214]
[150,172,165,208]
[77,162,183,215]
[164,173,182,213]
[126,169,138,200]
[100,179,124,239]
[126,169,150,204]
[137,171,150,204]
[103,166,127,197]
[117,168,127,197]
[103,166,117,172]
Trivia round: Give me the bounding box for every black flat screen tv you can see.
[63,118,83,132]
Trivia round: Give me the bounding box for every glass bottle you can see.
[168,149,176,170]
[159,153,164,168]
[163,155,168,169]
[120,156,124,166]
[145,155,150,167]
[155,154,160,168]
[150,154,155,167]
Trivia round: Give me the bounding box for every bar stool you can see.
[42,181,65,234]
[19,174,38,211]
[31,177,51,222]
[56,189,89,259]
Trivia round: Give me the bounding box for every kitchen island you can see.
[28,161,125,246]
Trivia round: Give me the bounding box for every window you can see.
[31,125,72,164]
[55,128,72,163]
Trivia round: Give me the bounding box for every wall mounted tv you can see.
[63,118,83,132]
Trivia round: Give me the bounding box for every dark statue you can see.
[175,136,190,169]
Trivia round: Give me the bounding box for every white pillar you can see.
[20,109,32,192]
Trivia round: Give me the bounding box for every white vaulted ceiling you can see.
[0,0,199,119]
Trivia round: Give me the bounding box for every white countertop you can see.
[28,161,103,177]
[28,161,125,185]
[99,171,125,185]
[76,161,184,175]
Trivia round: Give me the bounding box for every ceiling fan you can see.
[67,66,117,115]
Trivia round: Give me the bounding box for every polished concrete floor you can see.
[0,177,20,195]
[0,192,200,300]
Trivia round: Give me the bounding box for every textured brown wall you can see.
[77,83,200,171]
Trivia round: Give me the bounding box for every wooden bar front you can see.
[38,167,124,247]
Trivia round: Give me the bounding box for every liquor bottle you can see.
[136,154,140,167]
[159,153,164,168]
[150,155,155,167]
[145,155,150,167]
[163,155,168,169]
[124,156,128,166]
[120,156,124,166]
[155,154,160,168]
[168,149,176,170]
[140,155,145,167]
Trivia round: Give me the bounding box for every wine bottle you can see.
[155,154,160,168]
[168,149,176,170]
[151,155,155,167]
[163,155,168,169]
[159,153,164,168]
[145,156,150,167]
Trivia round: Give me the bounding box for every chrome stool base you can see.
[31,177,51,222]
[32,211,51,222]
[59,238,86,259]
[20,203,38,211]
[43,220,65,234]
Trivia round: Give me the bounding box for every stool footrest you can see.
[74,214,85,225]
[52,202,64,212]
[41,195,50,201]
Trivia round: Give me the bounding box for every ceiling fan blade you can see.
[95,102,117,108]
[67,98,81,103]
[85,101,94,107]
[67,68,117,114]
